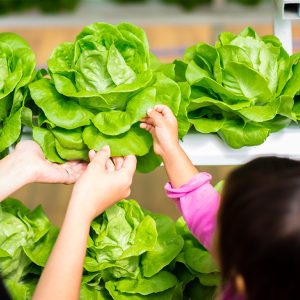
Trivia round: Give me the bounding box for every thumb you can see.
[90,146,111,168]
[147,108,164,127]
[122,155,137,177]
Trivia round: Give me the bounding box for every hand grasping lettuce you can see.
[180,27,299,148]
[30,22,185,172]
[0,33,36,156]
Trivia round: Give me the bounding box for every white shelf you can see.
[0,1,272,27]
[180,126,300,166]
[20,126,300,166]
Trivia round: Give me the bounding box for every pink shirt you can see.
[165,172,244,300]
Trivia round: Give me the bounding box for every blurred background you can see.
[2,0,297,225]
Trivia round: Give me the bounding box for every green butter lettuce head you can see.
[0,198,221,299]
[0,198,58,300]
[48,22,152,110]
[0,33,36,154]
[82,199,185,299]
[183,27,298,148]
[30,22,186,172]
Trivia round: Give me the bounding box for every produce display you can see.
[29,22,188,172]
[1,23,300,169]
[0,198,220,300]
[0,33,36,158]
[178,27,300,148]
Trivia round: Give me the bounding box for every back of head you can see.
[218,156,300,300]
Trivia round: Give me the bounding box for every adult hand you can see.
[12,140,87,185]
[70,145,137,222]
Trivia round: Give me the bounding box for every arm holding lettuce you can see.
[0,140,87,201]
[141,105,198,188]
[32,146,137,300]
[141,105,220,250]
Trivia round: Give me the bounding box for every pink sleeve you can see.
[165,172,220,250]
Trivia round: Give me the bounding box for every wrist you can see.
[11,150,38,184]
[69,190,106,224]
[160,143,183,163]
[5,152,33,186]
[66,196,94,228]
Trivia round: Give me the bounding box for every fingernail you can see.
[147,108,153,114]
[102,145,110,151]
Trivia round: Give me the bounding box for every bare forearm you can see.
[161,144,198,188]
[0,153,32,200]
[32,202,91,300]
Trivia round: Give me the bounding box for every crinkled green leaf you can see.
[0,107,22,152]
[120,216,157,259]
[32,126,64,163]
[136,147,162,173]
[80,284,110,300]
[23,227,58,267]
[219,120,270,148]
[83,124,152,157]
[141,214,184,278]
[105,281,177,300]
[114,271,177,295]
[29,79,91,129]
[185,247,219,274]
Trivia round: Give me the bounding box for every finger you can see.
[63,160,83,168]
[154,104,175,119]
[122,155,137,177]
[89,150,96,161]
[106,158,115,172]
[113,157,124,170]
[66,162,89,183]
[90,145,111,168]
[140,123,154,132]
[147,109,164,127]
[141,117,156,127]
[69,162,88,177]
[59,165,76,184]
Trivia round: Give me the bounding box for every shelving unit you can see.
[180,126,300,166]
[3,0,300,166]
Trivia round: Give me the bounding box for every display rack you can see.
[3,0,300,166]
[180,126,300,166]
[273,0,300,54]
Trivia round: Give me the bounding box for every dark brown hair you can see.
[218,156,300,300]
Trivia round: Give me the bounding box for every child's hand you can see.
[70,146,136,222]
[140,105,179,159]
[12,141,87,185]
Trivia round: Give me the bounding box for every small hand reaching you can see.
[140,105,179,159]
[140,104,198,188]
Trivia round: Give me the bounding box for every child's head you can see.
[218,156,300,300]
